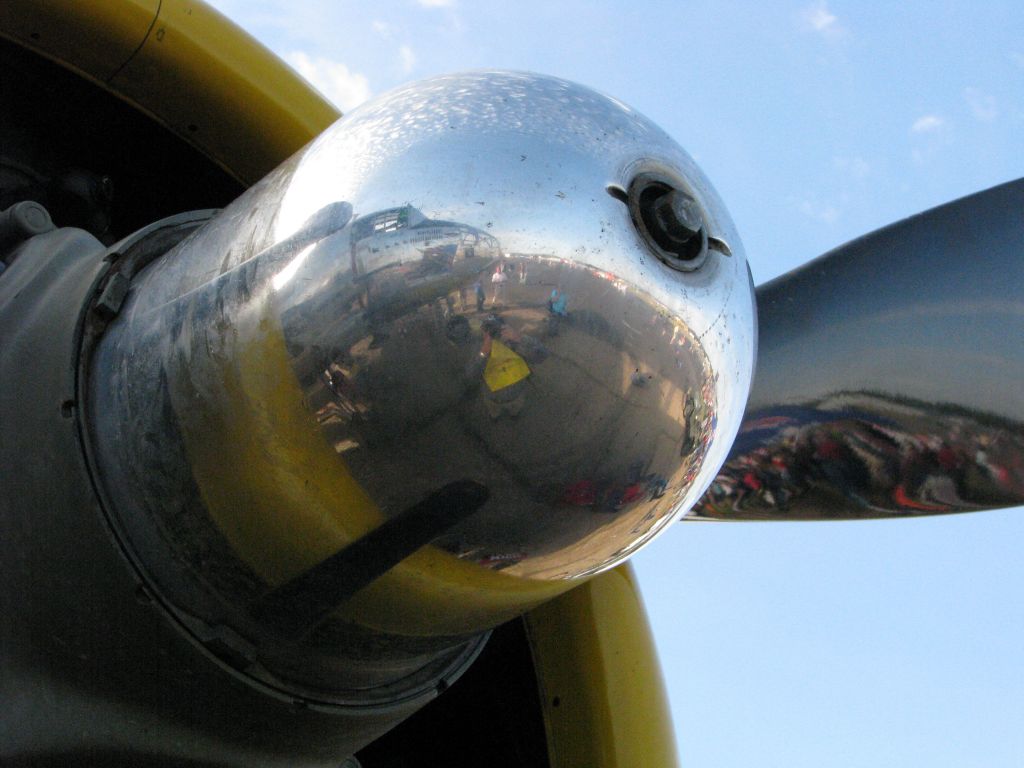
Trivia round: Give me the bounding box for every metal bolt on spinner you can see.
[628,172,710,271]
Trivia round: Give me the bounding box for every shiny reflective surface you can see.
[85,72,754,696]
[693,179,1024,520]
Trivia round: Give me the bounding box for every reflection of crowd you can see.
[304,251,728,571]
[700,412,1024,517]
[560,461,668,515]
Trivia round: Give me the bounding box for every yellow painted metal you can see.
[526,564,680,767]
[108,0,339,184]
[2,0,679,759]
[177,304,565,636]
[0,0,339,186]
[0,0,158,83]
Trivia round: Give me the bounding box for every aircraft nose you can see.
[84,70,756,698]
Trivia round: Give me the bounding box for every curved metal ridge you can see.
[692,178,1024,520]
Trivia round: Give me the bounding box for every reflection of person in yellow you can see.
[478,317,530,420]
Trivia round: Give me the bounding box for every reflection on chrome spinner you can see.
[87,72,755,689]
[693,179,1024,521]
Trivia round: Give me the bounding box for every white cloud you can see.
[795,198,839,224]
[804,2,836,31]
[399,45,417,75]
[372,20,392,37]
[417,0,455,7]
[832,155,870,181]
[964,87,998,122]
[909,114,952,164]
[799,1,844,38]
[286,51,371,112]
[910,114,944,133]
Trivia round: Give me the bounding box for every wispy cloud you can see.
[909,114,952,164]
[399,45,417,75]
[798,1,844,39]
[910,114,944,133]
[963,87,998,122]
[417,0,455,7]
[285,51,371,112]
[832,155,870,181]
[794,198,840,224]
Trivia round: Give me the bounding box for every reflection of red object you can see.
[620,483,646,505]
[740,415,794,433]
[937,445,959,471]
[742,472,762,491]
[987,463,1014,491]
[892,484,947,511]
[563,480,597,506]
[815,439,843,460]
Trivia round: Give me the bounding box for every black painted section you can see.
[357,618,551,768]
[252,481,490,641]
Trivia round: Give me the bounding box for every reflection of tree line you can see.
[831,390,1024,434]
[698,393,1024,518]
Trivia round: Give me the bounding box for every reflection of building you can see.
[344,205,501,324]
[351,205,499,278]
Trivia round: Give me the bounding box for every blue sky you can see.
[209,2,1024,765]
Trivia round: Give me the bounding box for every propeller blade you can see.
[691,179,1024,520]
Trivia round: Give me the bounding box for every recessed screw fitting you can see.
[627,173,709,272]
[651,189,703,249]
